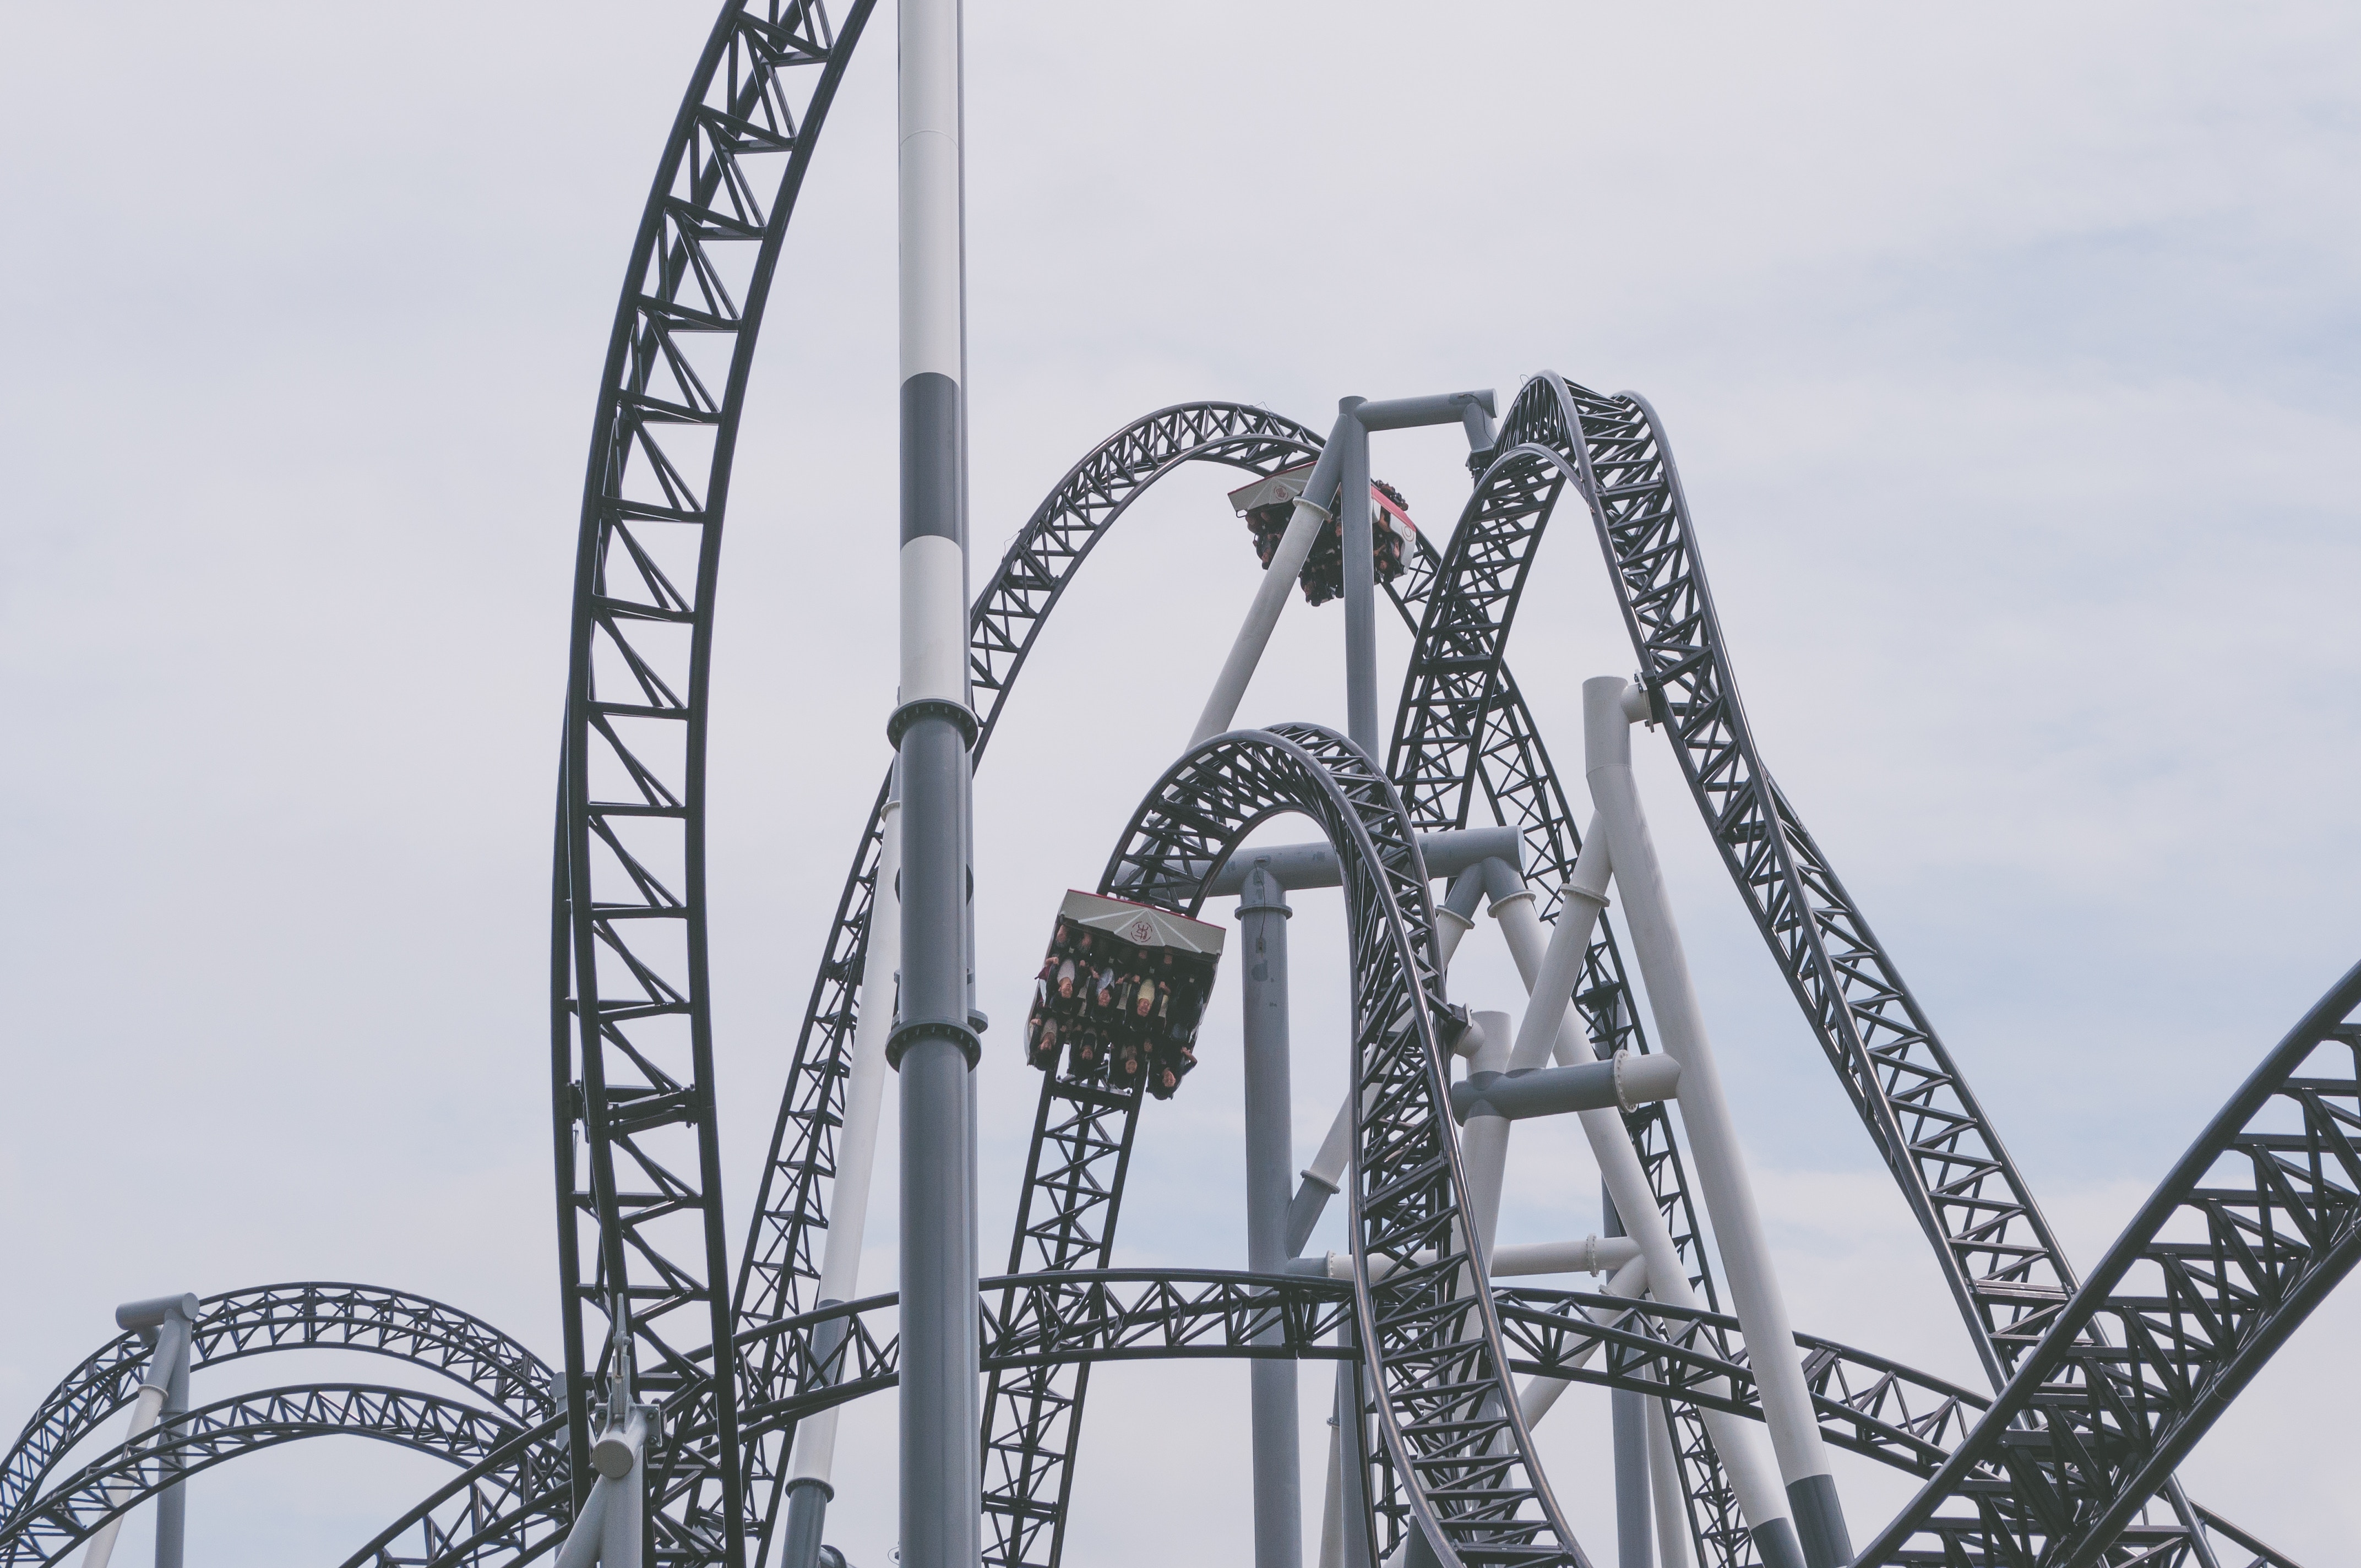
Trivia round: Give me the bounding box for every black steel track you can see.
[0,1385,531,1567]
[548,5,874,1566]
[726,395,1742,1568]
[1860,961,2361,1568]
[1089,722,1587,1568]
[1397,371,2308,1566]
[731,1272,1986,1480]
[0,1282,552,1532]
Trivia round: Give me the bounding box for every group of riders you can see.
[1241,478,1414,607]
[1024,918,1214,1099]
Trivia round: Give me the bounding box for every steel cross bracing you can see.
[1095,723,1586,1568]
[0,1282,553,1529]
[1860,962,2361,1568]
[0,1385,530,1567]
[550,4,873,1566]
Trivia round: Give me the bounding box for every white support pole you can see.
[1486,865,1807,1568]
[552,1483,611,1568]
[1647,1391,1698,1568]
[1190,489,1335,749]
[1582,677,1848,1568]
[782,788,902,1565]
[78,1385,166,1568]
[595,1409,649,1568]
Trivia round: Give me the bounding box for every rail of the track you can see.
[0,1282,553,1532]
[546,4,875,1566]
[1082,723,1586,1567]
[1396,369,2310,1568]
[1859,960,2361,1568]
[0,1385,533,1567]
[718,396,1737,1568]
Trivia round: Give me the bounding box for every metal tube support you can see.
[1487,873,1805,1568]
[782,784,901,1568]
[1191,440,1346,749]
[83,1294,197,1568]
[1606,1188,1653,1568]
[1336,398,1377,755]
[1646,1392,1696,1568]
[1200,827,1522,899]
[153,1311,191,1568]
[1457,1010,1516,1254]
[87,1297,196,1568]
[1238,862,1302,1568]
[1286,854,1500,1257]
[893,4,981,1568]
[1191,388,1493,752]
[595,1407,650,1568]
[552,1482,611,1568]
[1450,1056,1680,1124]
[1582,677,1847,1568]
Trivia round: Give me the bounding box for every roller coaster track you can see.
[1397,371,2312,1567]
[1862,961,2361,1568]
[728,1272,1985,1480]
[1090,722,1585,1567]
[0,1385,529,1566]
[548,3,873,1564]
[707,394,1735,1568]
[0,1283,552,1533]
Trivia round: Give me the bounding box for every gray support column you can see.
[155,1305,191,1568]
[86,1297,196,1568]
[892,2,980,1567]
[1239,863,1302,1568]
[1336,397,1377,755]
[1605,1188,1652,1568]
[1582,678,1846,1568]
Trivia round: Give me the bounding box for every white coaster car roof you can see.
[1226,461,1418,545]
[1058,890,1227,957]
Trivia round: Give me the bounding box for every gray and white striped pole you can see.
[890,4,981,1568]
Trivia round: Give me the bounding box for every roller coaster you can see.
[6,4,2354,1567]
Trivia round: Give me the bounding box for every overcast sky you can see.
[3,3,2357,1564]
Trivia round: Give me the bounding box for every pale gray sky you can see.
[3,3,2356,1563]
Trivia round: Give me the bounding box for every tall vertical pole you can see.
[1335,399,1376,756]
[891,3,981,1568]
[1604,1186,1652,1568]
[1238,861,1302,1568]
[154,1316,189,1568]
[1582,678,1848,1568]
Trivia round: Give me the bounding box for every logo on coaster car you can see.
[1130,919,1155,942]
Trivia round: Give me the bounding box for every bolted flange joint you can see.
[887,1016,982,1070]
[885,695,978,749]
